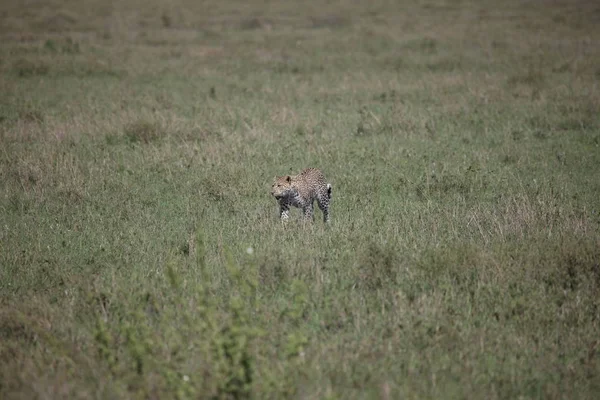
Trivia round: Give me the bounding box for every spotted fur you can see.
[271,168,332,223]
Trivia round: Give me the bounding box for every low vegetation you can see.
[1,0,599,398]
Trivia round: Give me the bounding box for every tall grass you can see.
[1,0,599,398]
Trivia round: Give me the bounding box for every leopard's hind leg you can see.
[316,184,332,223]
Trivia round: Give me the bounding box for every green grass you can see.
[1,0,600,398]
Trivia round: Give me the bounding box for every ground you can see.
[1,0,600,398]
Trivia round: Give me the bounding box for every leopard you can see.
[270,168,332,223]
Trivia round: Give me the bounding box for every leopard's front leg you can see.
[279,201,290,221]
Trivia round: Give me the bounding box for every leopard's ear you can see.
[286,175,291,183]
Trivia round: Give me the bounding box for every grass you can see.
[1,0,600,398]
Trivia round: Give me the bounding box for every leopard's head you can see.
[271,175,292,200]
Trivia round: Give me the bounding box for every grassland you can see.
[1,0,600,398]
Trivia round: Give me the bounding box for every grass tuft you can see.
[12,58,50,77]
[123,120,164,144]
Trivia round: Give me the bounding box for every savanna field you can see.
[1,0,600,398]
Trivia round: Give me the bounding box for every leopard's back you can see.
[293,168,329,199]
